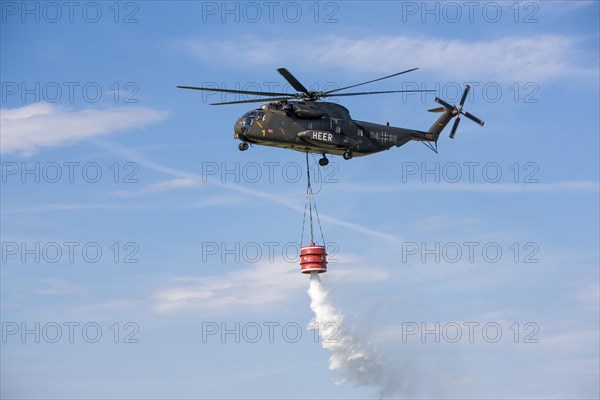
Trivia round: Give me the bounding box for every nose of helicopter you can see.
[234,118,245,138]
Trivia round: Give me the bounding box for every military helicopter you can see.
[178,68,484,166]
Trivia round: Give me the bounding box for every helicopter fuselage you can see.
[234,100,422,157]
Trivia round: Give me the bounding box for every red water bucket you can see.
[300,242,327,274]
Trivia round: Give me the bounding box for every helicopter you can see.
[178,68,484,166]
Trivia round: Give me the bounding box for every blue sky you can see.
[1,1,599,398]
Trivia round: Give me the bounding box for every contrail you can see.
[307,272,402,398]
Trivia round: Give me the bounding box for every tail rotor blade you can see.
[464,111,485,126]
[435,85,485,139]
[435,97,455,111]
[449,116,461,139]
[459,85,470,107]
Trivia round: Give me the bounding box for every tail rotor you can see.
[435,85,485,139]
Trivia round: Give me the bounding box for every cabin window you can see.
[308,122,313,130]
[358,129,363,137]
[335,126,341,134]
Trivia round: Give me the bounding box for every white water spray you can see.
[308,272,402,397]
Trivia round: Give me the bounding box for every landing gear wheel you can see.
[343,150,353,160]
[318,156,329,167]
[238,142,249,151]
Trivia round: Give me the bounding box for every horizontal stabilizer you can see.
[428,107,445,113]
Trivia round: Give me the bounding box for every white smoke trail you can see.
[307,272,401,397]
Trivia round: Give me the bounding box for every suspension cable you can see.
[300,152,326,246]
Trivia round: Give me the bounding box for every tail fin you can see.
[411,106,455,142]
[426,106,455,140]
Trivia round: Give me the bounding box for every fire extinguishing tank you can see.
[300,242,327,273]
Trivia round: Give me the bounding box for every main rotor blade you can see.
[435,97,456,111]
[277,68,309,94]
[459,85,470,108]
[464,111,485,126]
[449,116,461,139]
[323,89,436,97]
[324,68,419,95]
[209,97,293,105]
[177,85,292,97]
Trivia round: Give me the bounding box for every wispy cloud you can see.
[411,215,480,231]
[338,181,600,194]
[94,140,408,244]
[1,203,156,213]
[186,34,593,82]
[153,258,388,315]
[111,177,204,197]
[35,278,87,297]
[568,281,600,312]
[538,0,597,13]
[534,329,600,353]
[153,261,304,314]
[1,103,168,156]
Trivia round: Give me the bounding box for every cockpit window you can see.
[241,111,256,127]
[257,112,265,121]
